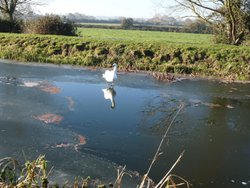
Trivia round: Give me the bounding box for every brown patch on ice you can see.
[77,134,87,145]
[152,72,176,83]
[34,113,63,124]
[22,80,60,94]
[66,96,75,111]
[50,133,87,152]
[39,81,60,94]
[74,134,87,152]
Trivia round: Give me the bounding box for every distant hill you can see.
[62,12,185,27]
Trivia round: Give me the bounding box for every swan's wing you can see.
[103,70,114,82]
[102,70,110,78]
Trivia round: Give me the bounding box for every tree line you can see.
[1,0,250,45]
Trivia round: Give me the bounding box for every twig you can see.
[114,165,126,188]
[139,103,184,188]
[168,174,191,188]
[155,151,185,188]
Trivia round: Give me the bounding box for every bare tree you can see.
[0,0,38,22]
[162,0,250,45]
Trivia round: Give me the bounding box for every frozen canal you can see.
[0,60,250,187]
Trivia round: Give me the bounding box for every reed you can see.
[138,103,190,188]
[0,155,51,188]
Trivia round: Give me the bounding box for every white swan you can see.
[102,87,116,109]
[102,63,117,83]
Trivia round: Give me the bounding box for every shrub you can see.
[121,18,134,29]
[23,15,77,36]
[184,20,212,34]
[0,19,21,33]
[241,34,250,46]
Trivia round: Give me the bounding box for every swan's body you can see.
[102,63,117,83]
[102,87,116,109]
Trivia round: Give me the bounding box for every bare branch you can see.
[176,0,225,15]
[158,0,249,44]
[0,0,41,21]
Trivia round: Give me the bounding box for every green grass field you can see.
[78,28,212,45]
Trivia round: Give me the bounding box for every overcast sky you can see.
[37,0,175,18]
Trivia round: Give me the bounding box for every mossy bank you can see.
[0,32,249,81]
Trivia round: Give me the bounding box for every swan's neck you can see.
[113,66,117,72]
[111,98,115,109]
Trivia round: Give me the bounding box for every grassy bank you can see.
[0,30,249,80]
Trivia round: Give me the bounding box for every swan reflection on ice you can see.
[102,87,116,109]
